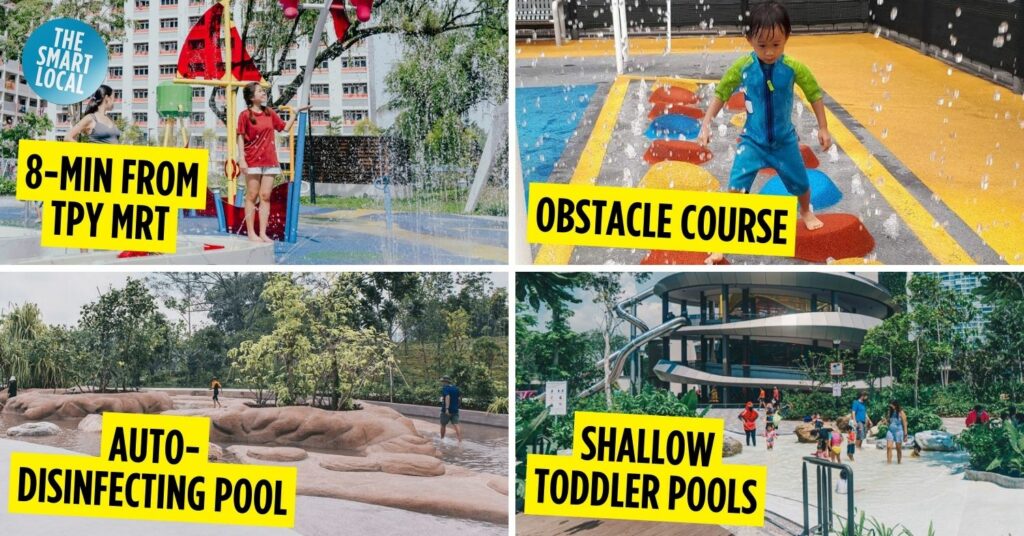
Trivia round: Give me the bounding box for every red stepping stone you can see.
[648,102,704,120]
[641,251,730,265]
[726,92,746,111]
[757,145,821,176]
[644,140,714,165]
[795,214,875,263]
[650,86,698,105]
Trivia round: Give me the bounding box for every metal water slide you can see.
[576,288,682,398]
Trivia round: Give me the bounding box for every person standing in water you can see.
[66,85,121,144]
[440,377,462,443]
[237,82,310,243]
[885,400,909,464]
[7,376,16,398]
[210,377,222,408]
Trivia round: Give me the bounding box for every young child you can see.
[698,1,833,265]
[815,433,830,460]
[846,427,856,461]
[813,412,824,431]
[766,422,778,450]
[830,426,843,463]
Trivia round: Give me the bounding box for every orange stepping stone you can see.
[726,92,746,111]
[648,102,704,120]
[641,161,719,191]
[758,144,821,175]
[641,251,731,265]
[644,140,714,166]
[650,85,698,105]
[795,214,875,263]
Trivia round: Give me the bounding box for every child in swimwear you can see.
[765,422,778,450]
[698,1,833,265]
[846,428,856,461]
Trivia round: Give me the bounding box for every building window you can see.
[110,44,123,55]
[136,20,150,31]
[133,89,148,100]
[133,112,148,123]
[112,89,123,101]
[160,18,178,29]
[341,56,367,69]
[189,15,200,26]
[135,42,149,54]
[310,110,329,122]
[191,112,204,122]
[280,59,296,72]
[109,66,123,79]
[310,84,329,96]
[160,0,178,5]
[342,110,367,123]
[135,0,150,7]
[159,64,176,76]
[278,111,291,122]
[192,87,204,99]
[160,41,178,53]
[109,112,121,122]
[316,60,329,70]
[134,66,149,76]
[342,83,367,96]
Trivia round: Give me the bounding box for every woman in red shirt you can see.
[739,401,759,447]
[237,82,309,242]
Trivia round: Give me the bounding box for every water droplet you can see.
[955,7,962,17]
[950,35,958,46]
[999,22,1009,34]
[986,154,994,166]
[881,128,889,139]
[955,52,963,63]
[994,90,1002,101]
[981,175,989,190]
[947,68,953,76]
[828,144,840,163]
[890,7,898,19]
[993,35,1005,48]
[745,100,754,114]
[883,213,900,239]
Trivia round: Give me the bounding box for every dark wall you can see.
[530,0,1022,78]
[875,0,1022,77]
[301,136,410,185]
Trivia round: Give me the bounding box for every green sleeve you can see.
[714,55,754,102]
[784,57,823,103]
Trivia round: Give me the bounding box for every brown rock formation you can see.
[165,404,438,457]
[1,391,174,420]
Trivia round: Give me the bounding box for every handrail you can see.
[802,457,854,536]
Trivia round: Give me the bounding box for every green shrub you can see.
[958,421,1024,478]
[0,178,15,196]
[957,424,1002,472]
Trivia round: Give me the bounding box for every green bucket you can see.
[157,82,193,118]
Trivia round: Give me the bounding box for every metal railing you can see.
[802,456,855,536]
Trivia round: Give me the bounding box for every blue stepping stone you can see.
[645,114,701,140]
[758,168,842,210]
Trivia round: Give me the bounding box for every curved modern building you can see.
[638,272,897,405]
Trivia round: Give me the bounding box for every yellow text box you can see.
[524,454,766,526]
[15,140,209,253]
[526,183,798,257]
[572,412,725,467]
[8,413,297,528]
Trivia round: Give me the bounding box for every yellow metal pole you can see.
[222,0,237,207]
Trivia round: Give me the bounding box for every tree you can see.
[0,113,53,160]
[978,273,1024,386]
[0,303,46,385]
[0,1,127,62]
[516,273,588,312]
[904,273,976,405]
[77,279,168,392]
[589,274,624,407]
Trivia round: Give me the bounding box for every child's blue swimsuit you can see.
[715,53,823,196]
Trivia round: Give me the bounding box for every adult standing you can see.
[885,400,909,465]
[772,385,781,406]
[850,391,872,449]
[440,376,462,443]
[6,376,16,398]
[210,377,222,408]
[66,85,121,144]
[739,402,759,446]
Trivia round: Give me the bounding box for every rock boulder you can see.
[795,423,821,443]
[915,430,956,451]
[2,391,173,420]
[246,446,308,462]
[77,414,103,433]
[722,436,743,457]
[7,422,61,437]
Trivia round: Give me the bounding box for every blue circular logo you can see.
[21,18,109,105]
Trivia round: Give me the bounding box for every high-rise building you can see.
[936,272,992,339]
[46,0,374,169]
[1,60,46,127]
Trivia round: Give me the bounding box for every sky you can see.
[0,272,508,327]
[528,273,664,336]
